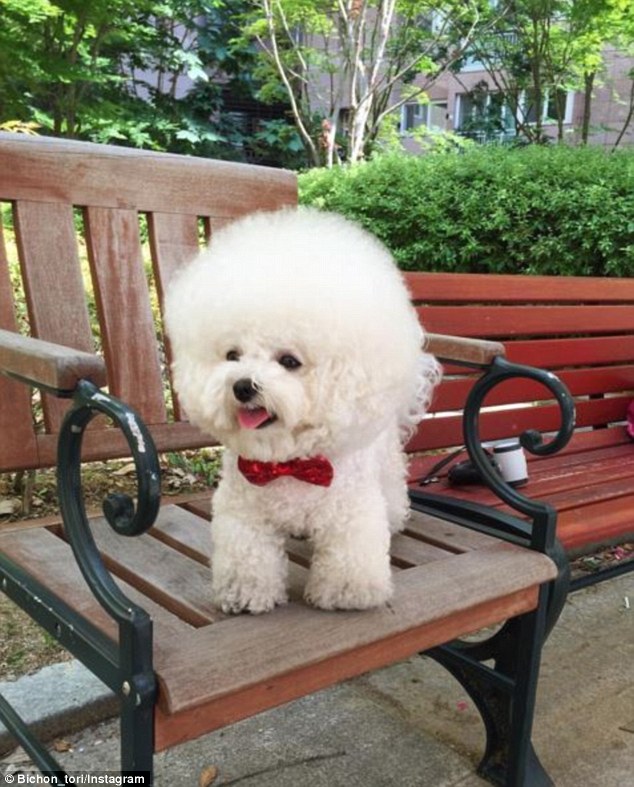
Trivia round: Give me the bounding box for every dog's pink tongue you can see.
[237,407,271,430]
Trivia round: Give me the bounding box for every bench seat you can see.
[409,428,634,553]
[0,504,555,751]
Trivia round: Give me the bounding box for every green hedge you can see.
[298,146,634,276]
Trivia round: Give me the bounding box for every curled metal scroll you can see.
[462,356,575,551]
[57,379,161,627]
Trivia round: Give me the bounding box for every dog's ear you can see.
[313,348,441,448]
[311,356,398,438]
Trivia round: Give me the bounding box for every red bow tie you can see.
[238,455,334,487]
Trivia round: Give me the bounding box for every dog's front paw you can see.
[304,571,393,611]
[214,579,287,615]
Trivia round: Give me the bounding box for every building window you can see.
[455,88,515,142]
[455,85,574,141]
[521,89,574,125]
[400,101,447,133]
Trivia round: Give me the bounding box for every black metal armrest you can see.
[55,379,160,707]
[410,353,575,632]
[58,378,161,591]
[461,356,575,553]
[413,350,575,555]
[0,378,159,769]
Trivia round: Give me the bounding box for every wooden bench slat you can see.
[524,447,634,491]
[408,271,634,303]
[85,512,223,627]
[13,201,94,351]
[506,336,634,369]
[0,133,297,217]
[84,206,167,424]
[13,200,95,432]
[389,532,456,566]
[0,527,191,642]
[148,212,201,422]
[414,396,630,452]
[512,440,632,481]
[33,421,214,471]
[543,473,634,512]
[425,453,634,515]
[403,508,504,551]
[148,212,201,298]
[419,304,634,338]
[432,364,634,412]
[558,495,634,552]
[0,222,39,469]
[149,504,212,565]
[536,426,630,456]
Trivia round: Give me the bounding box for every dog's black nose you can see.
[233,378,258,403]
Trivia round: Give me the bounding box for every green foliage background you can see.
[299,145,634,276]
[0,0,304,165]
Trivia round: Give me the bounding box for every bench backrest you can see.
[2,134,633,474]
[408,272,634,457]
[0,134,296,472]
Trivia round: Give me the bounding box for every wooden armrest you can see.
[0,329,107,393]
[425,333,505,367]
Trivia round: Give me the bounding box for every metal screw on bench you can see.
[493,439,528,487]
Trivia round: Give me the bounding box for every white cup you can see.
[493,439,528,487]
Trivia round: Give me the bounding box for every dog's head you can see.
[165,209,440,462]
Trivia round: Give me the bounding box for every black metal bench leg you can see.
[118,618,156,783]
[427,586,553,787]
[120,689,155,782]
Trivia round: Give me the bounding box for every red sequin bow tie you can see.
[238,455,334,487]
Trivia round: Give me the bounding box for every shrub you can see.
[298,146,634,276]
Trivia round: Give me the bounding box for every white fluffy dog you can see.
[165,208,440,614]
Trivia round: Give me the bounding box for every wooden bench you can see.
[0,133,576,787]
[406,273,634,588]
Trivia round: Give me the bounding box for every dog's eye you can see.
[225,349,241,362]
[278,354,302,371]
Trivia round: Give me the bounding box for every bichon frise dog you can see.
[165,208,440,613]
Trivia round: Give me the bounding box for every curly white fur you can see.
[165,208,441,613]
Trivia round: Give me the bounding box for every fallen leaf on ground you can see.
[53,739,73,753]
[199,765,218,786]
[113,463,137,476]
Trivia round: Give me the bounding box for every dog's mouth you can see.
[237,406,278,430]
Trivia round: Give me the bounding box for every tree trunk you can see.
[613,76,634,150]
[581,71,594,145]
